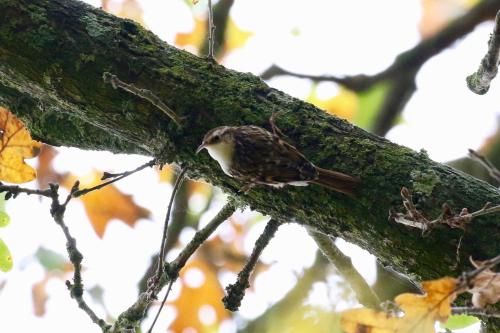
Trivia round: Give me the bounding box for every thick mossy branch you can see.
[0,0,499,286]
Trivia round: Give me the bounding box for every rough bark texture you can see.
[0,0,499,322]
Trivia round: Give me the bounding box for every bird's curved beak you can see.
[196,143,206,154]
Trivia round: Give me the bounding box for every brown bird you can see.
[196,119,358,196]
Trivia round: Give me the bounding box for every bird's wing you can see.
[232,126,316,184]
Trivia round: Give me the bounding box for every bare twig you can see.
[207,0,216,60]
[146,279,174,333]
[0,183,52,200]
[309,230,381,310]
[223,219,280,312]
[102,72,183,125]
[467,10,500,95]
[452,306,500,319]
[468,149,500,183]
[156,167,188,283]
[47,183,109,331]
[74,159,156,197]
[390,187,500,234]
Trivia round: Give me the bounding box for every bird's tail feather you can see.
[313,167,359,197]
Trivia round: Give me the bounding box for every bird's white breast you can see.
[205,142,235,176]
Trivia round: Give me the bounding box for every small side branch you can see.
[102,72,183,125]
[207,0,216,60]
[467,10,500,95]
[223,219,280,312]
[46,184,109,331]
[309,230,381,310]
[390,187,500,234]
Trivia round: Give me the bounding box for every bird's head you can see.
[196,126,233,154]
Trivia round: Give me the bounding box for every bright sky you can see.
[1,0,496,332]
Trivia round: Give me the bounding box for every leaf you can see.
[441,314,479,330]
[341,277,457,333]
[0,238,13,272]
[354,82,390,130]
[468,258,500,308]
[223,18,253,53]
[175,15,206,51]
[306,85,358,121]
[169,259,230,332]
[0,108,42,184]
[156,164,173,183]
[63,172,150,238]
[0,212,9,228]
[36,145,62,189]
[35,247,72,272]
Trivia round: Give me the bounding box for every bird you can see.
[196,117,359,196]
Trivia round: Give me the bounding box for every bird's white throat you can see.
[205,141,235,176]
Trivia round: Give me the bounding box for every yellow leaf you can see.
[224,18,253,53]
[341,277,457,333]
[0,108,42,184]
[170,259,230,332]
[36,145,62,189]
[156,164,173,183]
[63,172,150,238]
[306,87,357,121]
[175,15,206,51]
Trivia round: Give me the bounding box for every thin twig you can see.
[223,219,280,312]
[73,159,156,197]
[452,306,500,319]
[156,167,188,282]
[102,72,183,125]
[309,230,381,310]
[0,182,52,198]
[207,0,216,60]
[468,149,500,183]
[467,10,500,95]
[147,279,174,333]
[171,202,236,270]
[47,183,109,331]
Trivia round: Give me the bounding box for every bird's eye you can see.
[212,135,220,143]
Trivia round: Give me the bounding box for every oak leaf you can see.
[341,277,457,333]
[175,15,206,51]
[63,172,150,238]
[468,258,500,308]
[0,108,42,184]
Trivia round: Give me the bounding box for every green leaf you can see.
[35,247,68,272]
[0,212,10,228]
[0,238,13,272]
[354,82,390,130]
[441,314,480,330]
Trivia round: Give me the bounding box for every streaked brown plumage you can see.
[196,123,358,196]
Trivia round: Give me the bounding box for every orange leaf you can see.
[63,172,150,238]
[341,277,457,333]
[169,259,230,332]
[0,108,42,184]
[36,145,63,189]
[175,15,207,51]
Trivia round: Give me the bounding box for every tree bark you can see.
[0,0,499,315]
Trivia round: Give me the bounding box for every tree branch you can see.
[467,9,500,94]
[1,0,499,315]
[309,230,381,310]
